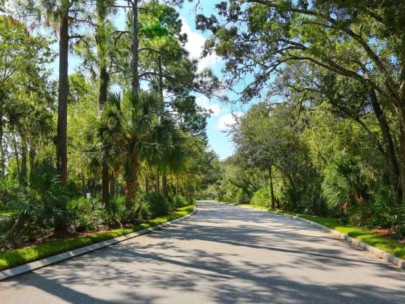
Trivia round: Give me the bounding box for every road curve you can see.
[0,201,404,304]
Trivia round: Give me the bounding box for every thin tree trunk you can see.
[12,135,20,183]
[269,166,275,209]
[81,172,86,197]
[0,106,4,178]
[155,170,160,193]
[56,12,69,186]
[131,0,139,94]
[162,171,168,197]
[54,11,69,234]
[102,165,110,209]
[29,143,36,177]
[369,89,401,205]
[125,152,139,210]
[20,134,27,185]
[399,104,405,206]
[145,172,149,193]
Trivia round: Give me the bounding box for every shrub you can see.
[0,178,70,249]
[68,197,101,232]
[102,195,126,228]
[251,188,270,207]
[170,195,187,209]
[138,192,170,220]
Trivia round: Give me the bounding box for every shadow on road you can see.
[4,201,405,304]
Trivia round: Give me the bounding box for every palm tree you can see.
[85,91,164,212]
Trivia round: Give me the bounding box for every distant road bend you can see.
[0,201,404,304]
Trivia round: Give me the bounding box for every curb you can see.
[236,203,405,270]
[0,207,197,281]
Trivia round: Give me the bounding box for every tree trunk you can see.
[369,89,401,205]
[109,173,115,196]
[56,13,69,186]
[99,54,110,206]
[0,106,4,178]
[131,0,139,94]
[269,166,275,209]
[155,170,160,193]
[12,135,20,183]
[102,165,110,209]
[54,11,69,234]
[145,172,149,193]
[29,143,36,177]
[125,152,139,210]
[20,134,27,185]
[162,171,168,197]
[399,104,405,206]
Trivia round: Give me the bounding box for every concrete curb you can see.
[0,207,197,281]
[236,203,405,270]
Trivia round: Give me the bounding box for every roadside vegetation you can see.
[199,1,405,242]
[0,205,194,271]
[0,0,217,257]
[238,203,405,260]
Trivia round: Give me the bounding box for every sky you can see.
[176,1,250,159]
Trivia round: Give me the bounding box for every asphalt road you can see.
[0,201,404,304]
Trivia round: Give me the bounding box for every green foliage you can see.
[170,195,187,209]
[0,205,194,271]
[138,192,170,220]
[299,215,405,260]
[68,198,101,232]
[250,188,270,207]
[102,195,126,227]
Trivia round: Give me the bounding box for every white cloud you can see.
[217,112,243,131]
[181,18,221,72]
[196,96,222,116]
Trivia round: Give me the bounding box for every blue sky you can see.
[176,1,251,159]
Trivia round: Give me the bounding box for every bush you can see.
[138,192,170,220]
[170,195,188,209]
[68,197,102,232]
[236,189,250,205]
[0,178,70,249]
[102,195,126,228]
[251,188,270,207]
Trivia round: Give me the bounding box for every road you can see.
[0,201,404,303]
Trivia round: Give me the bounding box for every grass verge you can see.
[0,205,194,271]
[239,203,405,260]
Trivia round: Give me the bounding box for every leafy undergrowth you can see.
[0,210,15,217]
[239,203,405,260]
[0,205,195,271]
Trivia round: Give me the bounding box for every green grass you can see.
[239,203,405,260]
[0,205,195,271]
[0,210,15,217]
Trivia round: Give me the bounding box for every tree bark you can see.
[99,49,110,206]
[399,104,405,206]
[369,88,401,205]
[132,0,139,94]
[269,166,275,209]
[125,151,139,209]
[12,134,20,183]
[102,165,110,209]
[155,170,160,193]
[162,171,168,197]
[56,13,69,186]
[20,134,27,185]
[29,143,36,177]
[54,10,69,234]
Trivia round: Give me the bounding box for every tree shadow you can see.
[2,201,404,303]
